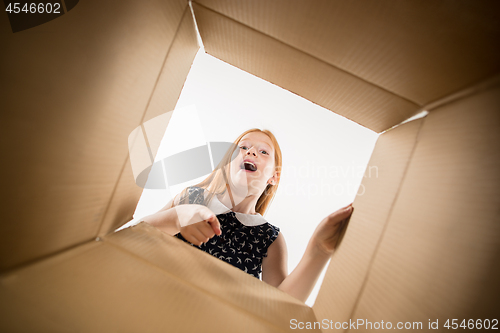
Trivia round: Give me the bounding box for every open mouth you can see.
[241,161,257,172]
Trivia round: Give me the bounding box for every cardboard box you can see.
[1,0,499,331]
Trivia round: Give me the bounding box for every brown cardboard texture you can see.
[1,0,499,332]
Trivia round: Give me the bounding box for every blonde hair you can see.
[175,128,282,215]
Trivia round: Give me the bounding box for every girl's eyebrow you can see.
[260,143,272,150]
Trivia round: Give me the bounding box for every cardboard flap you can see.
[192,2,420,132]
[313,117,425,323]
[0,222,318,332]
[195,0,500,106]
[350,84,500,323]
[0,0,191,272]
[97,7,199,237]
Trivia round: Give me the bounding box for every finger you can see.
[325,206,353,228]
[337,205,353,218]
[182,231,203,246]
[192,227,210,244]
[338,219,348,232]
[184,227,207,246]
[206,215,221,236]
[198,221,216,239]
[335,220,349,249]
[343,203,353,211]
[327,210,349,225]
[332,219,348,238]
[341,207,354,225]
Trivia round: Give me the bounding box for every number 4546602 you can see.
[5,2,62,14]
[444,319,498,330]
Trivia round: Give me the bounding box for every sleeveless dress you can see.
[174,186,280,279]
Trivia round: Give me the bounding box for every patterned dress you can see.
[174,186,280,279]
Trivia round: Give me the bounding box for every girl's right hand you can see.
[174,204,221,246]
[308,204,353,256]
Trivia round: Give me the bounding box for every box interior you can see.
[1,0,499,331]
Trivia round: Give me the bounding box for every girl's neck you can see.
[217,189,259,215]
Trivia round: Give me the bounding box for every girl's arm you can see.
[141,196,180,235]
[141,208,182,236]
[263,204,353,303]
[261,233,288,287]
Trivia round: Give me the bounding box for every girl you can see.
[143,128,353,303]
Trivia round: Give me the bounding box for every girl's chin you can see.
[230,179,250,191]
[232,170,252,180]
[230,176,263,192]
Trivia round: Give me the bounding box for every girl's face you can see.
[229,131,279,197]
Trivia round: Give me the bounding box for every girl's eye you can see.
[260,150,268,155]
[239,146,248,150]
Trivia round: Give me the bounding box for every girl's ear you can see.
[268,170,279,185]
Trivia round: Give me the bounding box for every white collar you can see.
[204,192,268,227]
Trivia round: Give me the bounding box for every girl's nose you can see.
[246,147,257,156]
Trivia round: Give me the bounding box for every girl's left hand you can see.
[309,204,353,256]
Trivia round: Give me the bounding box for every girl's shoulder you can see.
[263,221,280,238]
[187,185,205,195]
[185,186,206,205]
